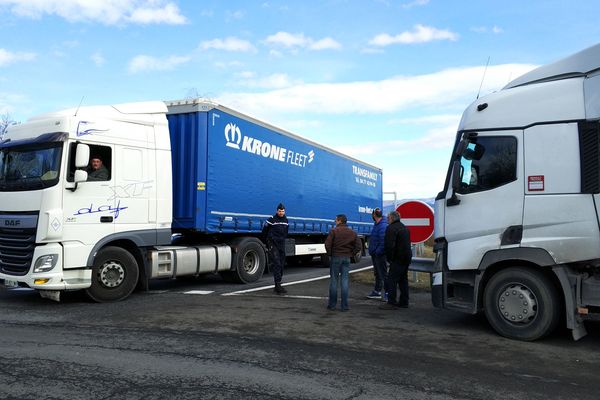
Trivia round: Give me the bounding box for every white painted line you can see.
[184,290,215,295]
[401,218,430,226]
[222,265,373,296]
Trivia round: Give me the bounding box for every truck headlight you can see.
[33,254,58,273]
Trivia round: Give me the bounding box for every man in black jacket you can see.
[262,203,289,294]
[380,210,412,309]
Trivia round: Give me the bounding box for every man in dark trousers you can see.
[366,208,388,301]
[324,214,361,311]
[262,203,289,294]
[380,210,412,309]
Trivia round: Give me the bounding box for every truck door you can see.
[63,143,116,245]
[443,131,524,270]
[113,146,151,231]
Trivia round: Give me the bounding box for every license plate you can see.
[3,279,18,288]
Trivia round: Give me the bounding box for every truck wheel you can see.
[483,267,560,341]
[229,238,266,283]
[85,246,139,302]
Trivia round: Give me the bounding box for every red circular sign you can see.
[396,200,434,244]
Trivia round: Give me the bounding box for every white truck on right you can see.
[432,43,600,341]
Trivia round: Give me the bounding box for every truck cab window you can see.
[67,143,112,182]
[456,136,517,194]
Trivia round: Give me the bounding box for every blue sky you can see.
[1,0,599,199]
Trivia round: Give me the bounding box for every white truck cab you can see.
[0,102,173,301]
[433,43,600,340]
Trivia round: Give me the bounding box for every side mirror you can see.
[451,160,462,192]
[74,169,88,183]
[75,144,90,168]
[447,160,462,207]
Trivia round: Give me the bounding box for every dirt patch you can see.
[351,269,430,291]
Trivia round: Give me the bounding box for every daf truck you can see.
[432,43,600,341]
[0,99,382,302]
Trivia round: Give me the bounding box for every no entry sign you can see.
[396,200,435,244]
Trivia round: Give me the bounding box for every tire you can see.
[483,267,561,341]
[228,238,266,283]
[319,254,330,268]
[85,246,139,302]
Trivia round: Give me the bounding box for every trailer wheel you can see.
[229,238,266,283]
[85,246,139,302]
[319,254,330,268]
[483,267,560,341]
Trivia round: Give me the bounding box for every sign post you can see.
[396,200,435,244]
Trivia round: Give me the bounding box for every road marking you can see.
[184,290,214,295]
[221,265,373,296]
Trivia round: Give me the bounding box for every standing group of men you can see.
[262,203,412,311]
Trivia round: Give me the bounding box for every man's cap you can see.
[277,203,285,210]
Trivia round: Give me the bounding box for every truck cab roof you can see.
[504,43,600,89]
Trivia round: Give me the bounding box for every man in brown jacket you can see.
[324,214,362,311]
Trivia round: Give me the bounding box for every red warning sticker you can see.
[528,175,544,191]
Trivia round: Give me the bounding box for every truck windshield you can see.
[0,144,63,191]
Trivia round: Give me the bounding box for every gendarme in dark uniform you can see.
[262,203,289,294]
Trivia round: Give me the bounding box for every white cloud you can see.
[199,37,257,53]
[0,48,36,67]
[235,72,301,89]
[91,51,105,66]
[130,3,187,24]
[265,32,342,51]
[401,0,430,9]
[471,25,504,34]
[128,54,191,73]
[369,24,458,46]
[214,60,243,69]
[0,0,188,25]
[387,114,460,126]
[310,37,342,50]
[219,64,536,116]
[225,9,244,20]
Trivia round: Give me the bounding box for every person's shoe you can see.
[366,290,381,299]
[326,305,336,311]
[397,303,409,308]
[341,308,349,312]
[379,302,398,310]
[382,292,389,302]
[274,283,287,294]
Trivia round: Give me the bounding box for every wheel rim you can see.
[242,250,259,275]
[99,261,125,288]
[497,282,538,324]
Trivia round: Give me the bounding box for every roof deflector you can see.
[504,43,600,89]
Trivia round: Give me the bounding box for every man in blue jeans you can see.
[324,214,361,311]
[366,208,388,301]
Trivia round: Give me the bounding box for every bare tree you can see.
[0,112,16,139]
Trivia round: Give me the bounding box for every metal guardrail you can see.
[409,257,434,274]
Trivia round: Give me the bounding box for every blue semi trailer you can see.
[0,98,382,301]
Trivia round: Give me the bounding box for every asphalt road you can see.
[0,258,599,400]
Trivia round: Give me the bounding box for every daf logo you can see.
[224,123,242,149]
[4,220,20,226]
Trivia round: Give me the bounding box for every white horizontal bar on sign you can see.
[401,218,430,226]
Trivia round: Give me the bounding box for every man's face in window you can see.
[91,158,103,170]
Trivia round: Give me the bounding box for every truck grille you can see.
[0,227,36,276]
